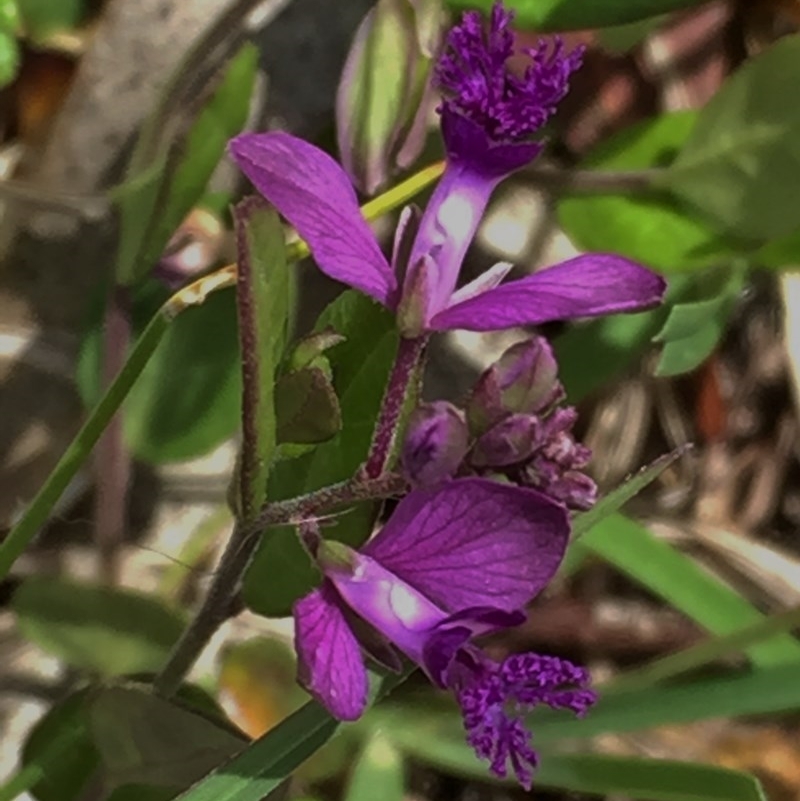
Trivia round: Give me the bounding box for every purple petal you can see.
[429,254,666,332]
[363,478,569,612]
[422,606,526,686]
[439,108,543,179]
[448,261,513,306]
[229,132,396,305]
[293,583,368,721]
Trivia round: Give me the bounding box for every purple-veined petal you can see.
[229,132,396,305]
[363,478,569,612]
[429,253,666,332]
[293,582,368,721]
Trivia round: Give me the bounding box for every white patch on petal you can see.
[437,193,477,245]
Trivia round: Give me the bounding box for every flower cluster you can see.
[229,0,666,788]
[403,335,597,510]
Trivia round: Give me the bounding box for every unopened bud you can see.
[494,336,562,414]
[317,540,358,575]
[402,401,469,486]
[471,414,540,468]
[397,255,435,337]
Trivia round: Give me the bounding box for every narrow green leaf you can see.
[345,733,404,801]
[234,201,291,519]
[666,35,800,241]
[373,662,800,747]
[581,515,800,666]
[382,725,766,801]
[0,308,171,582]
[532,663,800,741]
[559,112,741,274]
[12,578,186,676]
[572,448,689,538]
[89,686,245,790]
[243,291,398,618]
[174,671,408,801]
[654,265,745,376]
[115,43,258,285]
[445,0,708,32]
[612,602,800,693]
[537,754,767,801]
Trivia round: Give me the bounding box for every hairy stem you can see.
[153,472,407,697]
[363,336,427,479]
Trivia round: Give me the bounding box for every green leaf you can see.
[0,30,19,87]
[374,662,800,748]
[537,754,767,801]
[666,35,800,242]
[581,514,800,667]
[274,367,342,445]
[173,671,408,801]
[533,663,800,741]
[79,282,242,463]
[89,686,246,790]
[106,786,176,801]
[554,273,692,402]
[381,725,766,801]
[345,733,404,801]
[17,0,86,39]
[234,201,292,519]
[756,226,800,269]
[597,16,664,53]
[613,602,800,693]
[653,265,745,376]
[243,291,398,618]
[572,448,689,538]
[12,578,186,676]
[444,0,708,31]
[559,112,742,274]
[127,288,241,462]
[115,43,258,285]
[18,690,99,801]
[389,726,766,801]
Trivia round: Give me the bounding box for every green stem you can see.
[154,472,408,697]
[0,312,169,581]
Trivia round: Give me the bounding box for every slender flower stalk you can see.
[363,335,427,479]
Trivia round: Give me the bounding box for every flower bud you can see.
[471,414,540,468]
[467,336,561,436]
[402,401,469,486]
[396,255,435,337]
[336,0,445,195]
[494,336,561,415]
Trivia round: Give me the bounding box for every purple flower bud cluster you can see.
[402,335,597,511]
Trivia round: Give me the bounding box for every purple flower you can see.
[228,2,665,336]
[293,478,596,788]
